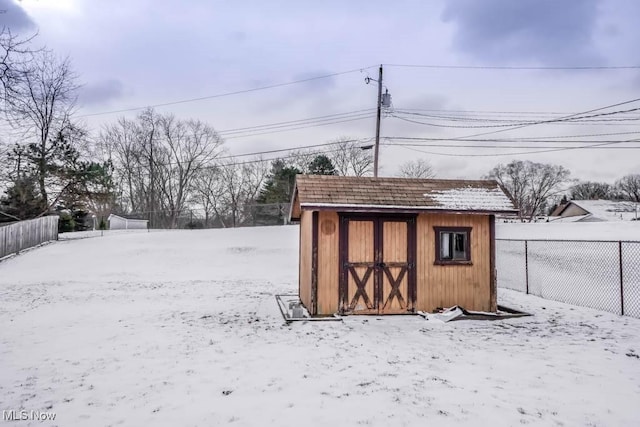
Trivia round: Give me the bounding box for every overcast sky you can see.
[2,0,639,182]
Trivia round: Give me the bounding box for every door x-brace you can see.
[348,265,374,310]
[381,264,408,309]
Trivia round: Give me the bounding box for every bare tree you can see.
[329,137,373,177]
[569,181,613,200]
[5,51,80,210]
[287,148,316,173]
[100,116,145,213]
[155,115,224,228]
[396,158,435,179]
[99,109,225,228]
[192,165,222,227]
[486,160,571,222]
[99,112,156,216]
[615,174,640,202]
[207,158,269,227]
[0,27,37,112]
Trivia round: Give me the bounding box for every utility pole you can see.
[148,124,155,229]
[373,65,383,178]
[365,64,390,177]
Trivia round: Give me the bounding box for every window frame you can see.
[433,226,472,265]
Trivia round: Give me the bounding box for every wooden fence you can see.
[0,216,59,259]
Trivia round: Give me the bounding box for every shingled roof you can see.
[289,175,517,220]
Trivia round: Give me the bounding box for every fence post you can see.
[619,241,624,316]
[525,240,529,294]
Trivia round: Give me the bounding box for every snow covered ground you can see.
[496,221,640,241]
[1,226,640,426]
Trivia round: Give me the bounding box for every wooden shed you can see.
[289,175,517,316]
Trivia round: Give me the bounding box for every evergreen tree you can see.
[55,160,118,231]
[0,176,44,222]
[307,155,337,175]
[255,159,300,225]
[257,159,301,203]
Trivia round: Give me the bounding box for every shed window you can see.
[434,227,471,265]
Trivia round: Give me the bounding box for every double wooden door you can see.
[339,216,416,314]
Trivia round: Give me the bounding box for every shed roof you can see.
[289,175,517,220]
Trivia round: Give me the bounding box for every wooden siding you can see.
[380,220,409,313]
[298,210,313,311]
[346,219,375,312]
[416,213,492,312]
[317,211,339,314]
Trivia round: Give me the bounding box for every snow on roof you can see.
[290,175,517,219]
[569,200,640,222]
[548,214,595,223]
[427,187,516,211]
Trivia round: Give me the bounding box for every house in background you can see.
[107,214,149,230]
[550,200,640,222]
[289,175,517,316]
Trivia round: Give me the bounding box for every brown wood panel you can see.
[380,221,409,313]
[489,215,497,312]
[298,210,313,311]
[416,213,492,312]
[347,220,376,313]
[316,211,340,315]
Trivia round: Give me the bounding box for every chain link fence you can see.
[497,239,640,319]
[622,242,640,318]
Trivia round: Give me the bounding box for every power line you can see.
[506,131,640,140]
[392,107,595,116]
[92,110,374,144]
[217,109,375,134]
[390,107,640,129]
[223,114,376,140]
[77,66,377,118]
[110,140,372,177]
[384,63,640,70]
[386,138,640,157]
[386,142,640,149]
[104,137,372,169]
[75,63,639,119]
[385,133,640,143]
[218,138,370,160]
[392,109,640,124]
[204,145,363,169]
[452,97,640,139]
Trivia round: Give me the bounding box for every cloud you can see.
[79,79,126,107]
[400,93,450,111]
[434,158,471,178]
[0,0,36,32]
[291,71,337,92]
[228,31,247,43]
[442,0,602,65]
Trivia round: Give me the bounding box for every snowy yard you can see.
[1,226,640,426]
